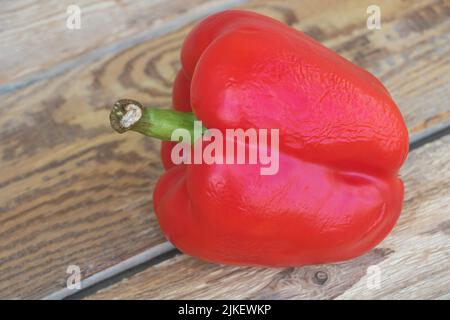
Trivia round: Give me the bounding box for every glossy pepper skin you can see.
[155,10,409,266]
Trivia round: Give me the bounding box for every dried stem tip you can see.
[110,99,144,133]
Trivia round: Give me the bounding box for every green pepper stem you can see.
[110,99,206,141]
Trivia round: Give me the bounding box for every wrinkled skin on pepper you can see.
[155,10,409,266]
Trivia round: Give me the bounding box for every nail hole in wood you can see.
[313,271,328,285]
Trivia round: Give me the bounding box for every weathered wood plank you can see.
[0,0,244,89]
[1,0,449,299]
[86,135,450,299]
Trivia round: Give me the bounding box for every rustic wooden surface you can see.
[0,0,449,299]
[0,0,246,89]
[87,135,450,299]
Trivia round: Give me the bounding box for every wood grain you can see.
[0,0,449,299]
[86,135,450,300]
[0,0,245,89]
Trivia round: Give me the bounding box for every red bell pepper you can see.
[110,10,409,266]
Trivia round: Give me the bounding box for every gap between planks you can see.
[41,120,450,300]
[0,0,247,95]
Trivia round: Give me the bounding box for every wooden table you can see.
[0,0,449,300]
